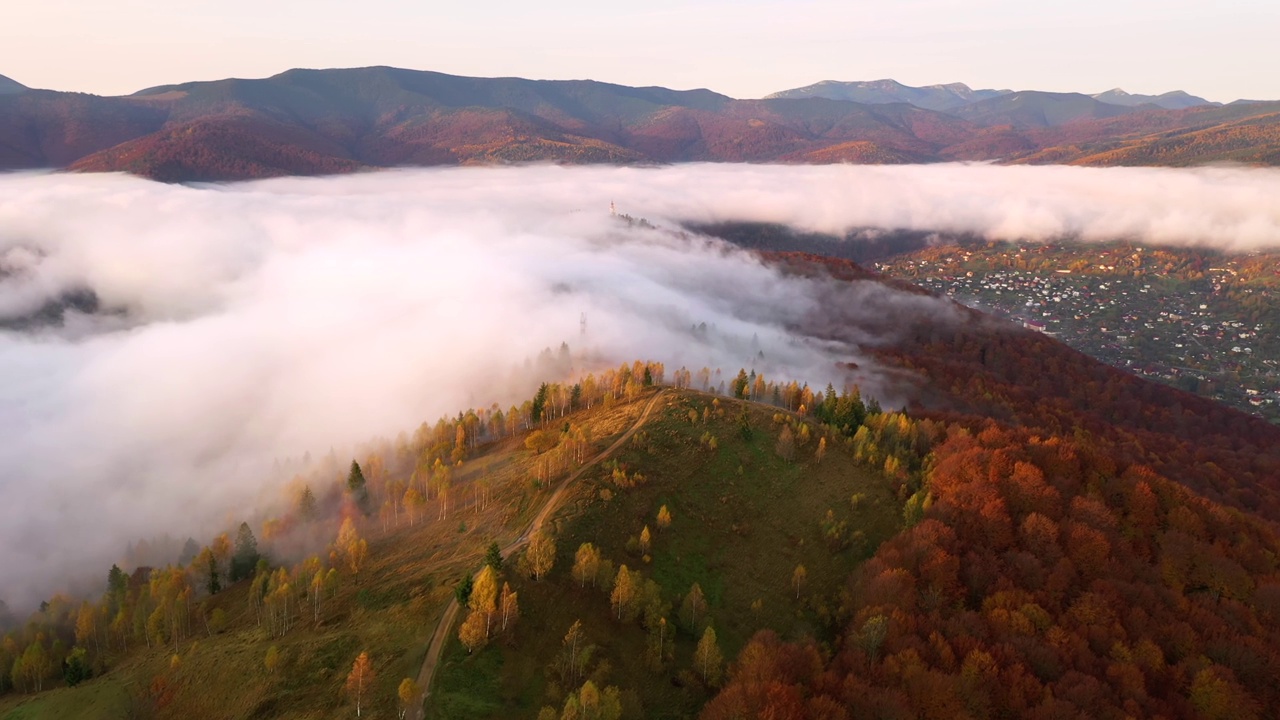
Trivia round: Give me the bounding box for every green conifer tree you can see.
[347,460,371,515]
[485,542,504,571]
[231,522,260,582]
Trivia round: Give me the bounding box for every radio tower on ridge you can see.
[580,312,588,336]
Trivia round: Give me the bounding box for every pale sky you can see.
[3,0,1277,102]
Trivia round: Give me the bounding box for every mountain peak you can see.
[0,74,28,95]
[1092,87,1214,109]
[764,79,1009,110]
[1,66,1277,179]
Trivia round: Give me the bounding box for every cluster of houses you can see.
[879,251,1279,421]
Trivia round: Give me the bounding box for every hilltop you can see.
[2,67,1280,180]
[427,388,902,719]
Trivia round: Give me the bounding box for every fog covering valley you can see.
[2,162,1280,609]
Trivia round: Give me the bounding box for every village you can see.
[878,243,1280,423]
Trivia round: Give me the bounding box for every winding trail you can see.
[406,390,668,720]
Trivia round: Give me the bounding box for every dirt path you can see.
[406,390,668,720]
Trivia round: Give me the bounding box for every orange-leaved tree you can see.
[345,651,375,717]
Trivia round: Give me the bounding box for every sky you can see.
[2,0,1277,102]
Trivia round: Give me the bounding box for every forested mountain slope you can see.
[3,67,1280,180]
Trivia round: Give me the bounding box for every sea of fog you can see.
[2,163,1279,608]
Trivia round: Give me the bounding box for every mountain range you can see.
[1,67,1279,181]
[770,80,1219,112]
[764,79,1012,110]
[1090,87,1215,109]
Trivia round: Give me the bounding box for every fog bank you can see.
[1,162,1275,607]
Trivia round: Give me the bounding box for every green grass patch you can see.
[0,677,130,720]
[428,640,509,719]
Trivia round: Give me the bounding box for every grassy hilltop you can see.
[429,391,900,719]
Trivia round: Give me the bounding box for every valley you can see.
[695,221,1280,424]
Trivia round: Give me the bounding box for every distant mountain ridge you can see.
[1091,87,1216,110]
[953,90,1143,127]
[0,74,26,95]
[765,79,1011,111]
[1,66,1279,181]
[2,66,990,180]
[768,78,1222,113]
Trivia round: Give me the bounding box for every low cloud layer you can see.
[1,162,1276,607]
[574,163,1280,251]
